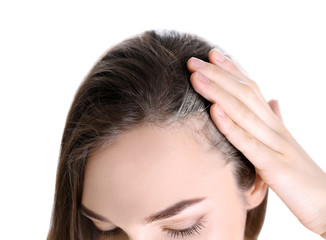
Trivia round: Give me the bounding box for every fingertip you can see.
[268,99,279,108]
[212,103,225,117]
[209,48,226,62]
[186,57,197,72]
[209,104,225,131]
[208,49,223,66]
[271,99,278,104]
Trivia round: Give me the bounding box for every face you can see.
[81,124,251,240]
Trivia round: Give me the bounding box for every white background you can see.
[0,1,325,239]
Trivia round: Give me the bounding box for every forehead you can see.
[81,125,234,225]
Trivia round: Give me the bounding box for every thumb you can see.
[268,99,283,122]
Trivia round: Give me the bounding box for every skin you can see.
[82,123,267,240]
[187,49,326,238]
[81,48,326,239]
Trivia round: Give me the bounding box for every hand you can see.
[187,49,326,238]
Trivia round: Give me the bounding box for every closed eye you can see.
[92,215,207,239]
[95,226,121,238]
[80,198,208,238]
[163,215,206,239]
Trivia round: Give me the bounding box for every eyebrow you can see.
[80,204,111,223]
[144,197,206,223]
[80,197,206,224]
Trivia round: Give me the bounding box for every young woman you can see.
[47,29,326,240]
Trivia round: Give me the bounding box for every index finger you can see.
[208,49,269,105]
[208,49,251,83]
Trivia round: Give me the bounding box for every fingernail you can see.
[189,57,206,69]
[196,72,210,83]
[212,49,226,62]
[214,104,225,117]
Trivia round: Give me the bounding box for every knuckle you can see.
[239,105,255,123]
[211,85,222,97]
[242,137,259,156]
[241,83,256,100]
[210,65,222,77]
[226,61,238,73]
[247,79,259,90]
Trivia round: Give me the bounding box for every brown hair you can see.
[47,29,268,240]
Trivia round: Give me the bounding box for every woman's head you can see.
[47,29,268,240]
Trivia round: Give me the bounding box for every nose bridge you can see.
[123,224,150,240]
[126,224,157,240]
[128,233,148,240]
[128,230,151,240]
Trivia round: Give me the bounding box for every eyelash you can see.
[94,217,206,239]
[96,227,120,238]
[165,218,206,239]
